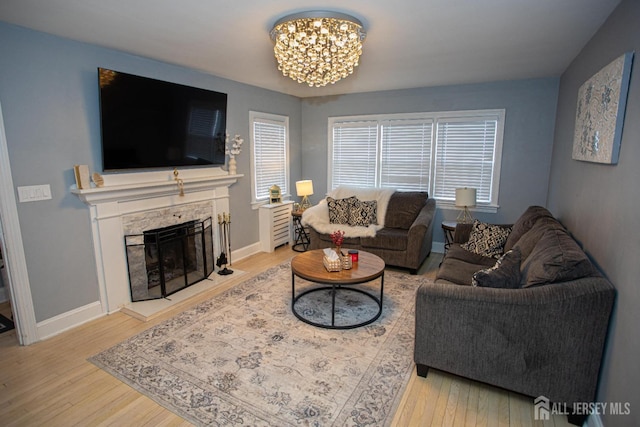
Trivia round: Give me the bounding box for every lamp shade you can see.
[455,187,476,207]
[296,180,314,197]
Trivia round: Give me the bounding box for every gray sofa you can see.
[414,206,615,426]
[306,191,436,274]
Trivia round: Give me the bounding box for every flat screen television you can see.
[98,67,227,171]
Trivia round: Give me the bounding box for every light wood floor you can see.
[0,247,571,426]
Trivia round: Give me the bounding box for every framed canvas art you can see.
[572,52,634,164]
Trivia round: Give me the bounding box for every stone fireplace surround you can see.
[72,168,240,314]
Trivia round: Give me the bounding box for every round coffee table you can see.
[291,249,385,329]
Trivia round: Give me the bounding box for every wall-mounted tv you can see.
[98,67,227,171]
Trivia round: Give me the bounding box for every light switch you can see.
[17,185,52,202]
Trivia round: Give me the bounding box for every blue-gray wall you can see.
[547,0,639,424]
[0,22,302,322]
[300,79,560,243]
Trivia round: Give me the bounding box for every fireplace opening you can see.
[125,217,214,302]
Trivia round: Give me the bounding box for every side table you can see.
[442,220,457,254]
[291,210,310,252]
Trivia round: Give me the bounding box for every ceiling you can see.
[0,0,621,98]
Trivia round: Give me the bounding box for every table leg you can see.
[331,284,336,326]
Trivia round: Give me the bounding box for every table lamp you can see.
[296,180,314,211]
[455,187,476,223]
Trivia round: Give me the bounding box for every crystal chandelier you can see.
[270,11,366,87]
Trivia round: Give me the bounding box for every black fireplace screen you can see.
[125,217,214,302]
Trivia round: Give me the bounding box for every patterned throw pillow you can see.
[327,196,357,224]
[348,199,378,227]
[461,220,512,259]
[472,247,522,288]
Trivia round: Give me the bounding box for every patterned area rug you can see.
[90,262,428,426]
[0,313,14,334]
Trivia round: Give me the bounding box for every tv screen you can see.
[98,68,227,171]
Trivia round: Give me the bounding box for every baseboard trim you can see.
[230,242,263,264]
[432,241,445,254]
[36,301,104,341]
[33,241,272,342]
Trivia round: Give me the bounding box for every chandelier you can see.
[270,11,366,87]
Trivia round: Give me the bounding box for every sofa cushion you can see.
[520,229,595,288]
[314,231,361,247]
[504,206,555,252]
[384,191,427,229]
[435,257,487,286]
[348,199,378,227]
[327,196,357,224]
[513,216,565,260]
[472,247,522,289]
[444,244,499,267]
[461,220,512,259]
[360,228,407,251]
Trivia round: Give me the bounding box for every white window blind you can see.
[252,113,288,203]
[380,119,433,191]
[433,117,498,203]
[331,121,378,188]
[329,110,504,207]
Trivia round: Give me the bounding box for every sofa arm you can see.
[406,199,436,265]
[414,278,614,405]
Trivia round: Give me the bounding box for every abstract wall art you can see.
[572,52,634,164]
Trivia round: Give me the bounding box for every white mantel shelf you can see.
[71,173,243,205]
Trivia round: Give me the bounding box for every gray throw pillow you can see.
[520,229,594,287]
[472,247,522,288]
[503,206,554,252]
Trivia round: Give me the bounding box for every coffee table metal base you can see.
[291,275,384,330]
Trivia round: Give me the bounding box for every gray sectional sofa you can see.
[414,206,615,426]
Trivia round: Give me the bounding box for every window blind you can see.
[433,117,498,203]
[331,121,378,189]
[253,118,287,201]
[329,110,503,206]
[380,119,433,191]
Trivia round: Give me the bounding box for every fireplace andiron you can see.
[216,212,233,275]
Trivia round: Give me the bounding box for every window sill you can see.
[436,200,498,214]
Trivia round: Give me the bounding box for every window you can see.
[250,111,289,206]
[329,110,504,209]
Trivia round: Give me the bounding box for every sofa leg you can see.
[416,364,429,377]
[567,412,588,426]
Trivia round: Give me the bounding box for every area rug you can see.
[0,313,14,334]
[90,262,429,426]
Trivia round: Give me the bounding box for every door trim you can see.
[0,101,38,345]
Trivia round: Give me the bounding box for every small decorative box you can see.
[323,256,342,272]
[342,255,352,270]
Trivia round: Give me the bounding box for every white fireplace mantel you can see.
[71,168,241,314]
[71,170,242,205]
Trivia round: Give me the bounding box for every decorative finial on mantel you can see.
[173,168,185,197]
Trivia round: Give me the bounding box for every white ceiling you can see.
[0,0,621,98]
